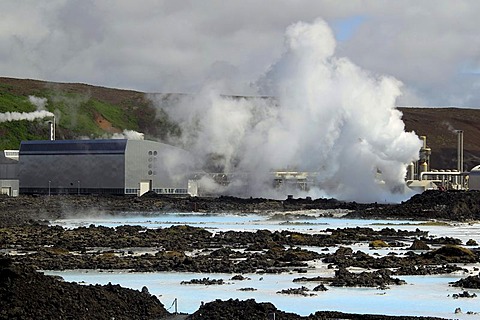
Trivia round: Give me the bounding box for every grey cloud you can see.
[0,0,479,105]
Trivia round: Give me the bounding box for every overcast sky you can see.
[1,0,479,107]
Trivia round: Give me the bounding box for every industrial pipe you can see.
[420,171,466,180]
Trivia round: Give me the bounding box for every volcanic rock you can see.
[0,258,169,320]
[276,286,314,296]
[451,273,480,289]
[409,239,430,250]
[452,291,477,299]
[466,239,478,246]
[180,277,224,285]
[330,268,406,288]
[186,298,447,320]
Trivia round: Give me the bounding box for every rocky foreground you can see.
[1,258,457,320]
[0,258,169,320]
[1,190,480,319]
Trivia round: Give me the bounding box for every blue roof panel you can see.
[19,139,128,155]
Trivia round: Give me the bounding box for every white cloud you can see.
[0,0,479,105]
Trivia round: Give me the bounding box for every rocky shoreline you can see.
[1,189,480,226]
[1,190,480,319]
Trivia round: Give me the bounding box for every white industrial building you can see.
[0,150,19,196]
[18,139,193,196]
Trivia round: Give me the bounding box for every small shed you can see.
[406,180,438,193]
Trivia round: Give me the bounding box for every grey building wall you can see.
[125,140,192,195]
[18,139,193,195]
[19,139,126,194]
[0,152,19,196]
[0,152,18,179]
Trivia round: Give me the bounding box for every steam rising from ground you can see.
[28,96,48,110]
[153,19,422,203]
[111,129,145,140]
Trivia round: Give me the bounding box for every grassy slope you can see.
[0,77,179,150]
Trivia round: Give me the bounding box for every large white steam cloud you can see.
[0,96,54,123]
[154,19,422,203]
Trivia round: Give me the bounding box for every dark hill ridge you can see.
[401,107,480,170]
[2,77,480,170]
[0,77,146,105]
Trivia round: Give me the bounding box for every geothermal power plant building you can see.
[18,139,190,196]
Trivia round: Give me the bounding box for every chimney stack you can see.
[457,130,463,172]
[49,116,55,140]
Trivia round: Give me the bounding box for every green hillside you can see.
[0,77,180,150]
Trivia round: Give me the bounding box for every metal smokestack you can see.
[457,130,463,172]
[418,136,431,177]
[49,115,55,140]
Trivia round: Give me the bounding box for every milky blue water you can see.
[48,211,480,318]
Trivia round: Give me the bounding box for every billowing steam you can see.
[156,19,423,202]
[0,95,54,123]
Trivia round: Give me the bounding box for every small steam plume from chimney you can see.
[0,95,54,122]
[0,110,55,123]
[0,95,56,138]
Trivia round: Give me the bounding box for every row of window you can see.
[21,187,188,195]
[125,188,188,195]
[20,188,125,195]
[153,188,188,194]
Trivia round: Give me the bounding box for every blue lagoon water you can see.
[47,211,480,318]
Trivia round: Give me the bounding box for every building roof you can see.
[19,139,128,155]
[0,151,18,164]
